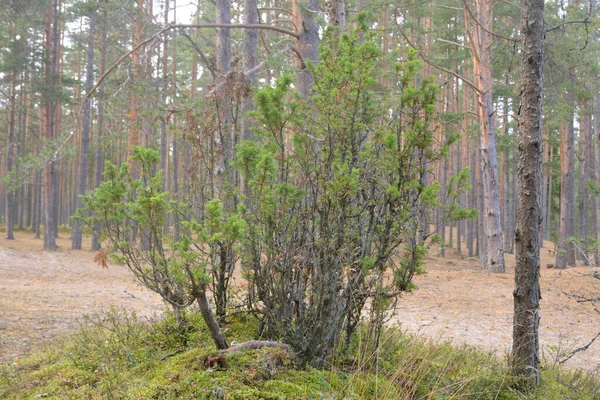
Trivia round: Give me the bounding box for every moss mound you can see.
[1,308,598,399]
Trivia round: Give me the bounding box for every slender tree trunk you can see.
[92,1,108,251]
[171,0,180,239]
[512,0,544,383]
[241,0,258,141]
[160,0,169,196]
[464,88,474,257]
[465,0,505,272]
[215,0,232,185]
[540,130,549,245]
[593,92,600,266]
[556,121,576,268]
[5,51,17,240]
[292,0,319,97]
[43,0,60,251]
[128,0,144,162]
[196,282,228,350]
[326,0,346,30]
[72,9,96,250]
[577,111,590,264]
[545,145,553,241]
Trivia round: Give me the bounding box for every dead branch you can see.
[220,340,292,354]
[546,17,591,33]
[398,30,480,94]
[460,0,518,42]
[558,331,600,364]
[86,23,299,103]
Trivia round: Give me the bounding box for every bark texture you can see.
[91,1,108,251]
[465,0,505,272]
[72,9,96,250]
[241,0,258,141]
[43,0,60,251]
[326,0,346,30]
[5,57,17,240]
[556,121,576,268]
[292,0,319,97]
[512,0,544,383]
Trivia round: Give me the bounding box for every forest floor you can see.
[0,233,598,372]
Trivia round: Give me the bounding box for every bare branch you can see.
[86,23,299,102]
[435,37,471,49]
[178,28,217,81]
[558,331,600,365]
[546,17,591,33]
[461,0,518,42]
[399,30,481,94]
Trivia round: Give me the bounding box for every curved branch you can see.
[461,0,518,42]
[259,7,294,17]
[546,17,590,33]
[178,28,217,81]
[399,30,481,94]
[85,23,299,102]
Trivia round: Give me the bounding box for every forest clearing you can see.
[1,234,597,373]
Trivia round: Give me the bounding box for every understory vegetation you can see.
[78,24,475,370]
[1,307,598,399]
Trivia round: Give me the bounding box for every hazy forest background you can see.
[2,0,600,269]
[1,0,600,397]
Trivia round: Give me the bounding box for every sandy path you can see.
[0,235,598,372]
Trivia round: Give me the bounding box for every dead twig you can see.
[558,332,600,365]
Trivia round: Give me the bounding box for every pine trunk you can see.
[512,0,544,382]
[466,0,505,272]
[43,0,60,251]
[91,1,108,251]
[5,59,17,240]
[292,0,319,97]
[241,0,258,141]
[556,121,576,268]
[72,10,96,250]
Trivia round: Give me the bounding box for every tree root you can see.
[220,340,292,354]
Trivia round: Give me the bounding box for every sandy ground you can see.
[0,234,598,372]
[0,235,163,362]
[394,244,600,372]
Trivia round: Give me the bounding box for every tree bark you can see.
[292,0,319,97]
[196,282,228,350]
[92,0,108,251]
[577,111,590,264]
[593,93,600,266]
[5,46,17,240]
[72,9,96,250]
[43,0,60,251]
[465,0,505,272]
[326,0,346,31]
[214,0,233,184]
[556,121,576,268]
[512,0,544,383]
[128,0,144,163]
[241,0,259,141]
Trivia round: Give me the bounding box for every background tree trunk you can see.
[466,0,505,273]
[556,121,576,268]
[43,0,60,251]
[91,1,108,251]
[72,9,96,250]
[5,51,17,240]
[241,0,258,141]
[292,0,319,97]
